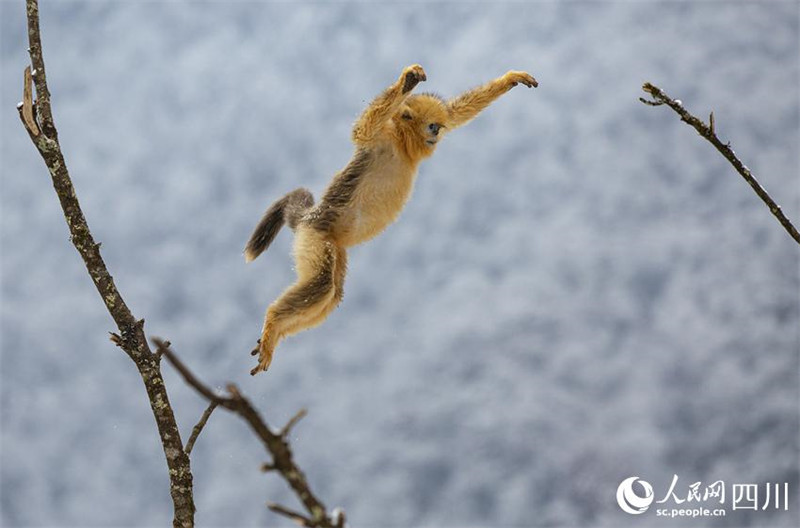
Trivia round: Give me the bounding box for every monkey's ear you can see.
[401,111,413,120]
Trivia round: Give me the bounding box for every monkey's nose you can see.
[429,123,442,135]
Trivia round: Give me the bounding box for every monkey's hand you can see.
[400,64,427,94]
[503,70,538,89]
[352,64,426,145]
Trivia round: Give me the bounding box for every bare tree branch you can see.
[267,502,347,527]
[17,1,195,525]
[280,408,308,438]
[268,503,317,526]
[155,339,342,528]
[22,0,55,140]
[185,401,219,456]
[639,82,800,245]
[19,66,39,136]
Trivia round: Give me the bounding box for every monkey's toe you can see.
[251,357,271,376]
[250,341,274,375]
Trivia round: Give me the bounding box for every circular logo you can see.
[616,476,654,515]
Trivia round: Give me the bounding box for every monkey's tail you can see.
[244,188,314,263]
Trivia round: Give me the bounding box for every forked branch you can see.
[639,82,800,245]
[17,1,345,525]
[155,339,345,528]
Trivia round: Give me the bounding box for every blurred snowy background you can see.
[1,1,798,526]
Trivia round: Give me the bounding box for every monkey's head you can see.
[393,93,449,160]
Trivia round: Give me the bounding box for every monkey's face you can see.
[394,94,449,159]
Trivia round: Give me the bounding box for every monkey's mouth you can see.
[426,139,437,146]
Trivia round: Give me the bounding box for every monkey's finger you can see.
[406,64,426,79]
[250,365,260,376]
[251,347,259,356]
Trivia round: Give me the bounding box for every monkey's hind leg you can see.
[252,227,339,375]
[295,245,348,332]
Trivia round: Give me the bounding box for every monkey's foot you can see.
[250,339,274,376]
[401,64,427,94]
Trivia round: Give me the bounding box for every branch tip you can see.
[280,408,308,438]
[638,96,663,107]
[267,503,314,526]
[639,81,800,245]
[185,401,219,456]
[641,82,658,96]
[226,383,243,399]
[21,66,40,136]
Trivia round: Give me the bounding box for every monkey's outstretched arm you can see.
[446,71,537,130]
[352,64,426,146]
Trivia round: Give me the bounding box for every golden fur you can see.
[246,64,537,374]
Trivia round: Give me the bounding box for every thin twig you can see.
[17,2,195,525]
[638,97,663,107]
[155,340,222,405]
[280,408,308,438]
[22,0,56,140]
[185,401,219,456]
[266,502,346,528]
[268,503,315,526]
[640,82,800,245]
[155,339,341,527]
[20,66,39,135]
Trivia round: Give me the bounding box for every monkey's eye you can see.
[401,111,413,120]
